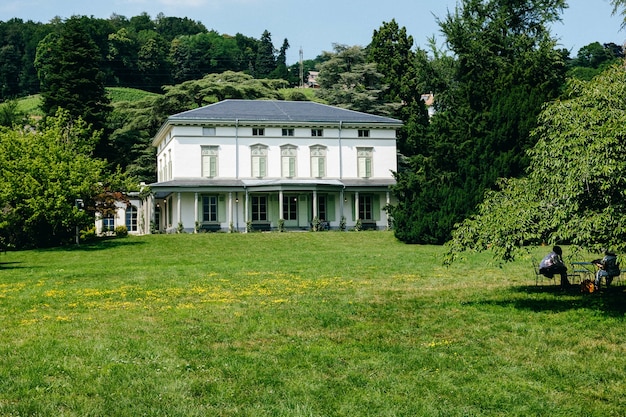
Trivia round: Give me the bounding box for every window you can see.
[202,195,218,222]
[126,206,138,232]
[310,145,326,178]
[251,195,267,221]
[311,128,323,137]
[252,128,265,136]
[359,195,373,220]
[281,145,297,178]
[357,147,373,178]
[283,195,297,220]
[251,145,268,178]
[167,149,172,180]
[103,215,114,232]
[358,129,370,137]
[201,146,218,178]
[282,128,294,136]
[203,127,216,136]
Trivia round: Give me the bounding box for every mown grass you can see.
[0,232,624,416]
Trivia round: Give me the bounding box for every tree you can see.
[446,63,626,262]
[391,0,568,244]
[0,110,133,249]
[567,42,623,81]
[34,17,111,134]
[316,44,394,115]
[368,20,430,157]
[255,30,277,78]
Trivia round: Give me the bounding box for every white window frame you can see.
[252,128,265,136]
[281,145,297,178]
[251,144,268,178]
[126,206,138,232]
[201,146,219,178]
[310,145,326,178]
[282,128,294,136]
[202,195,218,222]
[357,147,373,178]
[311,128,323,137]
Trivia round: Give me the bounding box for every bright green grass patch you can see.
[0,232,624,416]
[107,87,159,103]
[16,94,44,116]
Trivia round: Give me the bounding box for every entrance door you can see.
[283,194,298,227]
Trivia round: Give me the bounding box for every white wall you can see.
[161,124,397,180]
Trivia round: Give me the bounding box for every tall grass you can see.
[0,232,624,416]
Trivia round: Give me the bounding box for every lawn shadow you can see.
[33,237,147,253]
[0,261,24,270]
[509,284,626,317]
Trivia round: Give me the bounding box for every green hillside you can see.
[16,87,160,117]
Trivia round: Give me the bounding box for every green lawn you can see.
[0,232,624,416]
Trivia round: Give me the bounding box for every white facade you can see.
[146,100,402,233]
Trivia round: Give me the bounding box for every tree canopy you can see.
[0,110,132,249]
[446,63,626,262]
[390,0,568,244]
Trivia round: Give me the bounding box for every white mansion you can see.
[98,99,402,234]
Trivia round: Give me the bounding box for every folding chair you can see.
[532,258,556,286]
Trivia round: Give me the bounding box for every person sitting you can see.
[539,246,570,287]
[593,250,620,290]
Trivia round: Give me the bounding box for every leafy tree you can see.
[0,110,133,249]
[155,14,207,42]
[316,44,394,115]
[567,42,623,81]
[446,63,626,262]
[35,17,111,134]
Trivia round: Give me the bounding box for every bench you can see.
[360,221,378,230]
[252,223,272,232]
[199,223,222,233]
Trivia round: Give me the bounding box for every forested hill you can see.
[0,13,309,100]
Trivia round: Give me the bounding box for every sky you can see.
[1,0,624,64]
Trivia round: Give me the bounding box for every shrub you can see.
[114,225,128,237]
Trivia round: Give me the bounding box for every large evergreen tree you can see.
[391,0,567,244]
[34,16,111,134]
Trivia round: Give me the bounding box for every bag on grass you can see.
[580,279,594,294]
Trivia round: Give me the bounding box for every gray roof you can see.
[169,99,402,125]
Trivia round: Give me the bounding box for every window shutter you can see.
[260,157,266,177]
[289,157,296,177]
[373,195,380,220]
[327,195,336,221]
